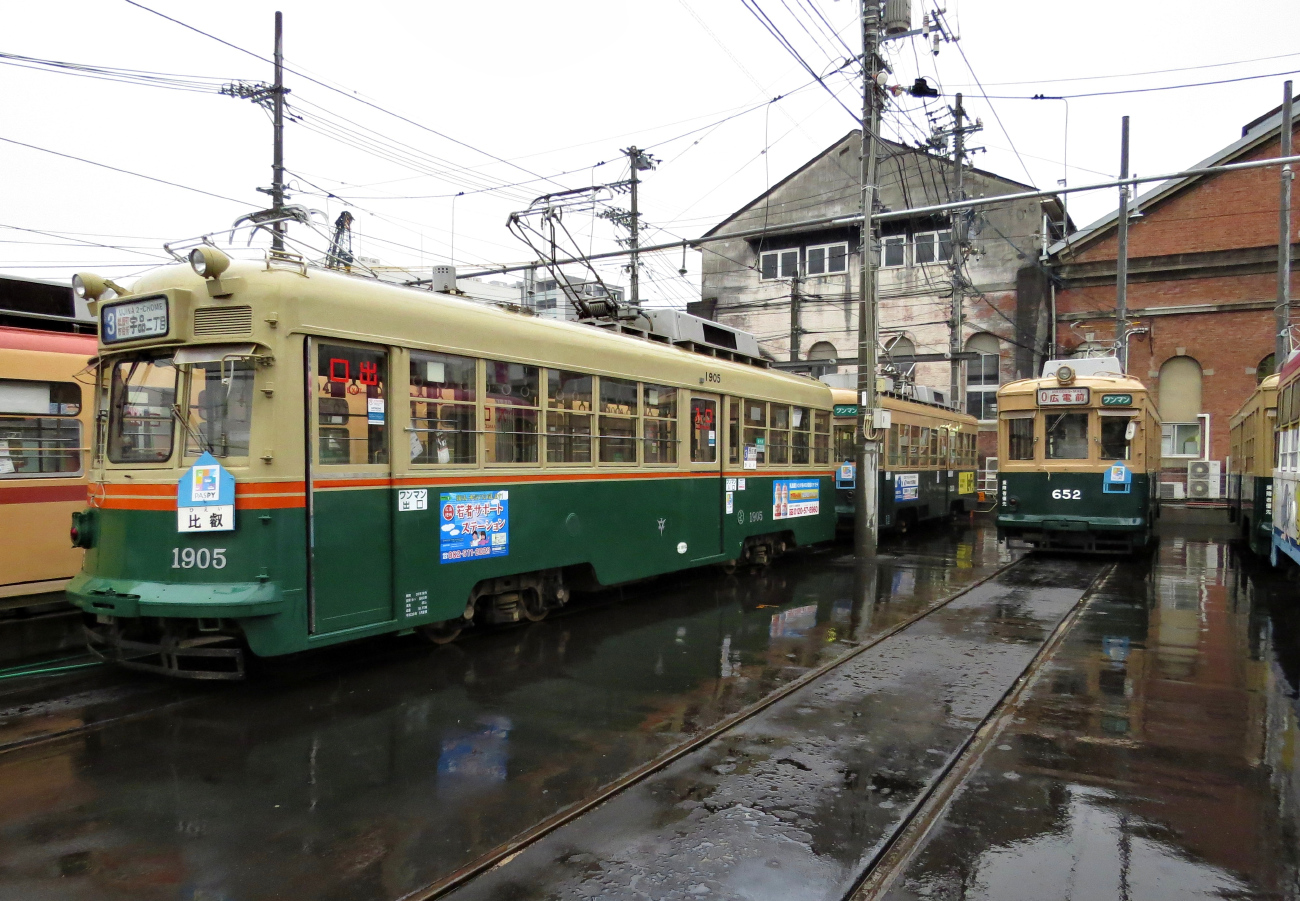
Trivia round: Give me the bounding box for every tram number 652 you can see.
[1051,489,1082,500]
[171,548,227,569]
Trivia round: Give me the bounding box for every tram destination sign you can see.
[101,295,168,344]
[1037,387,1090,406]
[1101,393,1134,406]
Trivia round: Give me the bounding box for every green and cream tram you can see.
[67,250,837,676]
[995,358,1160,553]
[830,388,978,530]
[1228,373,1279,556]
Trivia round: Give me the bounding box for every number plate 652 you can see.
[1051,489,1081,500]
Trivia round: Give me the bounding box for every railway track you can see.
[421,554,1111,901]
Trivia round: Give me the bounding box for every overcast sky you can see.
[3,0,1298,306]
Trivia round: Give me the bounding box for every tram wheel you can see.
[420,620,463,645]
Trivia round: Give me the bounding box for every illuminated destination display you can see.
[1037,387,1090,406]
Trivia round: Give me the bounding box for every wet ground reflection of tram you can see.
[884,536,1300,900]
[0,528,1006,901]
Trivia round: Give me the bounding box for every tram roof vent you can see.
[1041,356,1124,378]
[590,309,767,367]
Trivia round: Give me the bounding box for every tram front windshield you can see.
[107,354,176,463]
[184,361,254,459]
[1045,412,1089,459]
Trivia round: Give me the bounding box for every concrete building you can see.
[1049,103,1299,494]
[525,275,625,322]
[695,130,1067,463]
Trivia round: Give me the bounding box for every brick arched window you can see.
[1158,355,1203,458]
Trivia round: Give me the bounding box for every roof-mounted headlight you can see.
[190,246,231,280]
[1055,365,1075,384]
[72,272,128,301]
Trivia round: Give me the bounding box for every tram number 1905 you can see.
[1051,489,1082,500]
[172,548,228,569]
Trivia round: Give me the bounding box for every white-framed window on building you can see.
[965,332,1000,421]
[759,249,799,280]
[881,235,906,268]
[1158,355,1204,458]
[913,230,952,265]
[806,242,848,276]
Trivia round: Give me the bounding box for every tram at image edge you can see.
[994,356,1161,553]
[1228,372,1279,557]
[1271,350,1300,568]
[65,248,840,677]
[829,387,978,530]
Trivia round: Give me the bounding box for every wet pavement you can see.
[880,537,1300,901]
[448,555,1101,901]
[0,526,1010,901]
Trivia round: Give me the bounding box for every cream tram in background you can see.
[1272,351,1300,568]
[995,357,1161,553]
[829,387,978,531]
[66,248,838,677]
[1227,373,1279,557]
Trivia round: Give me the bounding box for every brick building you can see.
[1048,104,1299,490]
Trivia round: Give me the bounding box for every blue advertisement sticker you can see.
[176,451,236,533]
[439,490,509,563]
[772,478,820,520]
[894,472,919,501]
[1103,461,1132,494]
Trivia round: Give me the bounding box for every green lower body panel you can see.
[68,473,836,659]
[995,470,1155,553]
[834,469,977,529]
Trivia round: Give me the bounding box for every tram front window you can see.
[185,361,253,459]
[1046,412,1089,460]
[1100,416,1131,460]
[107,355,177,463]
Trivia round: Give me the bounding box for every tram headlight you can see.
[190,246,231,280]
[1055,365,1075,384]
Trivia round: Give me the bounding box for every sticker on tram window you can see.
[101,295,168,344]
[773,479,820,520]
[439,490,509,563]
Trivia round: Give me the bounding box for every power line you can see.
[985,66,1300,101]
[0,135,251,206]
[954,50,1300,89]
[740,0,862,125]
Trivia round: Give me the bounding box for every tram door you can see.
[688,393,725,559]
[306,338,395,634]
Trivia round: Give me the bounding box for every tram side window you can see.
[411,351,476,465]
[485,361,539,464]
[939,427,949,467]
[743,400,767,465]
[886,423,899,466]
[1046,412,1089,460]
[768,404,790,464]
[643,384,678,464]
[0,379,82,476]
[690,397,717,463]
[546,369,592,464]
[317,344,387,465]
[108,356,176,464]
[791,407,811,464]
[728,399,741,464]
[1007,417,1035,461]
[1100,416,1131,460]
[599,377,638,463]
[185,361,253,460]
[918,426,931,467]
[813,410,830,464]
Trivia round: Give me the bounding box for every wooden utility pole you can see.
[789,274,801,361]
[271,11,286,252]
[1278,81,1294,365]
[1115,116,1130,370]
[853,0,882,559]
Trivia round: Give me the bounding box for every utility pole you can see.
[1278,81,1294,365]
[622,147,656,307]
[270,10,286,252]
[854,0,883,559]
[789,274,801,361]
[948,93,966,410]
[1115,115,1130,370]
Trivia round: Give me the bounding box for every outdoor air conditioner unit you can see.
[1159,482,1185,500]
[1187,460,1221,500]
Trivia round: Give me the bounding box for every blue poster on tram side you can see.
[772,478,820,520]
[439,490,510,563]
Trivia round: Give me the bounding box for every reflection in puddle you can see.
[886,536,1300,901]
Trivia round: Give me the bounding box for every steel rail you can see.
[846,560,1118,901]
[398,550,1031,901]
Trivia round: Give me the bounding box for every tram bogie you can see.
[995,358,1160,554]
[67,250,839,677]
